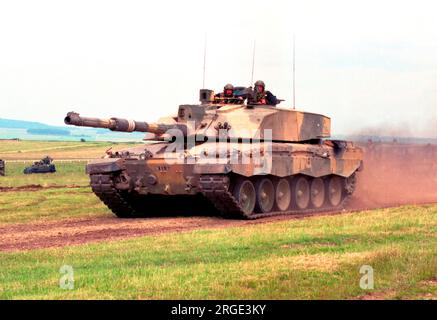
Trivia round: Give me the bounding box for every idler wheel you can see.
[232,178,256,216]
[275,178,291,211]
[327,176,343,207]
[293,176,310,210]
[255,178,275,213]
[310,178,325,208]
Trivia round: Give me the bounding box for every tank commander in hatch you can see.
[214,83,244,104]
[249,80,279,106]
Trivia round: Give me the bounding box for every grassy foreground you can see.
[0,187,110,224]
[0,205,436,299]
[0,162,89,188]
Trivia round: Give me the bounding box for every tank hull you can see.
[87,140,363,219]
[0,160,4,176]
[23,164,56,174]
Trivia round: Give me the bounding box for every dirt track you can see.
[2,200,436,252]
[1,142,437,253]
[0,185,83,192]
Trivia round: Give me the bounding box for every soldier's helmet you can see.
[223,83,234,97]
[254,80,265,93]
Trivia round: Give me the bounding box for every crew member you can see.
[250,80,279,106]
[214,84,244,104]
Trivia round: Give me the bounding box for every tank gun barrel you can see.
[64,112,187,135]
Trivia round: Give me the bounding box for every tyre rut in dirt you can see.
[255,178,275,213]
[90,174,136,218]
[310,178,325,208]
[199,175,249,219]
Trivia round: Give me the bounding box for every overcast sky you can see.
[0,0,436,137]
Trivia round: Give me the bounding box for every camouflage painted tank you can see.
[64,88,363,219]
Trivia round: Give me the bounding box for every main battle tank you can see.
[23,156,56,174]
[65,89,363,219]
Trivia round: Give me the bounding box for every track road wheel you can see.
[275,178,291,211]
[255,178,275,213]
[293,176,310,210]
[232,178,256,216]
[310,178,325,208]
[327,176,343,207]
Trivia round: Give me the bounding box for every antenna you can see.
[250,40,256,85]
[202,33,207,89]
[292,35,296,109]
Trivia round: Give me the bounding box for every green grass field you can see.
[0,140,141,160]
[0,187,110,224]
[0,140,141,187]
[0,205,436,299]
[0,140,436,300]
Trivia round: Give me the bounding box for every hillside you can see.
[0,118,62,130]
[0,118,144,142]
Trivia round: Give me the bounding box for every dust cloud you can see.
[352,122,414,139]
[350,141,437,208]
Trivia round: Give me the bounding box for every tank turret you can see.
[23,156,56,174]
[66,92,330,142]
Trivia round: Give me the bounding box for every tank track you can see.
[90,173,353,220]
[90,174,216,217]
[199,174,351,220]
[90,174,137,218]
